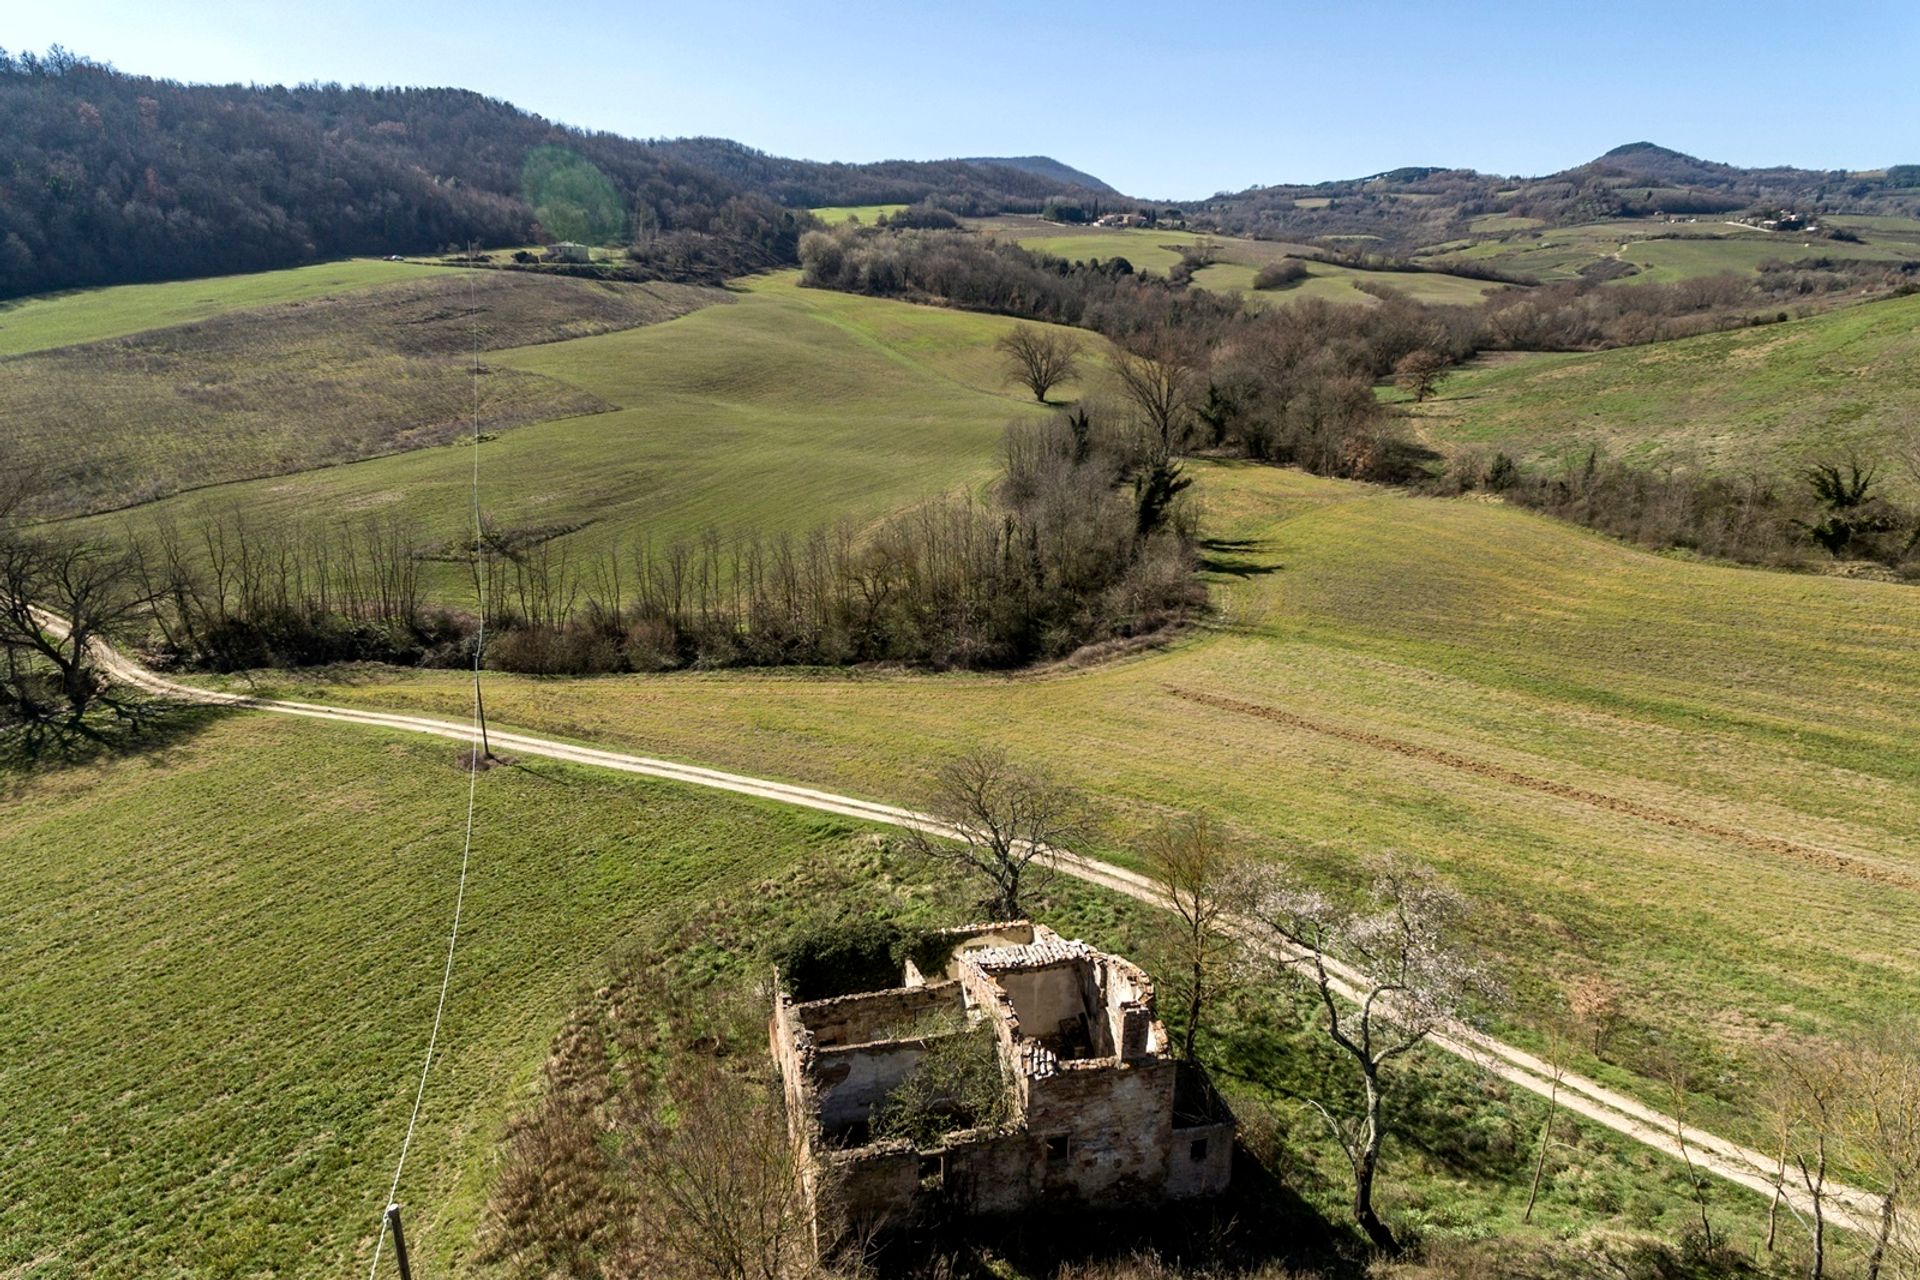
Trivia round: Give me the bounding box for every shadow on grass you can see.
[0,699,241,790]
[1199,536,1282,579]
[869,1150,1369,1279]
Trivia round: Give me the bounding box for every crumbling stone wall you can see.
[797,980,962,1047]
[773,922,1234,1237]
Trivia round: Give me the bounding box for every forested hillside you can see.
[1190,141,1920,252]
[0,49,1109,297]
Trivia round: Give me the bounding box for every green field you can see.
[0,259,448,358]
[2,700,1801,1276]
[1405,291,1920,493]
[0,711,862,1275]
[1194,259,1501,307]
[809,203,909,224]
[58,271,1067,597]
[976,219,1504,305]
[983,222,1217,273]
[1430,216,1920,284]
[7,274,719,519]
[250,459,1920,1148]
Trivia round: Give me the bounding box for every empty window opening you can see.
[1189,1138,1209,1162]
[1045,1134,1071,1163]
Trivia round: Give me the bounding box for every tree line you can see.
[0,411,1205,747]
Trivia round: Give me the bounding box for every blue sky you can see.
[9,0,1916,197]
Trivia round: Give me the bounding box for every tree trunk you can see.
[1353,1069,1399,1253]
[1803,1144,1828,1280]
[1524,1073,1560,1224]
[1180,957,1202,1060]
[1864,1188,1896,1280]
[1766,1144,1786,1252]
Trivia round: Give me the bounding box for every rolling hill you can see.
[1188,139,1920,266]
[1404,290,1920,495]
[47,267,1073,598]
[962,155,1118,194]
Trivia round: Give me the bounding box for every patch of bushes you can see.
[870,1019,1012,1146]
[1251,258,1309,289]
[1437,446,1920,573]
[772,917,936,1001]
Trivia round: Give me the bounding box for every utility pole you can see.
[385,1203,414,1280]
[468,239,493,763]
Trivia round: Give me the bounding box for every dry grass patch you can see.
[3,272,722,518]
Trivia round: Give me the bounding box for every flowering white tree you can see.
[1238,855,1500,1253]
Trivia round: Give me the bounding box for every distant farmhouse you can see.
[544,241,592,263]
[770,921,1233,1232]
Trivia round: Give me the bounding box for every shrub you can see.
[1251,258,1309,289]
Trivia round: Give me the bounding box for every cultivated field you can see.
[246,459,1920,1149]
[1404,291,1920,494]
[0,700,1790,1276]
[0,711,858,1275]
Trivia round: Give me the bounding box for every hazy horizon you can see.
[7,0,1918,198]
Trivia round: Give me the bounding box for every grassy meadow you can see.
[5,273,721,519]
[1428,216,1920,283]
[56,271,1069,597]
[809,203,909,224]
[0,259,448,358]
[0,710,863,1276]
[1404,291,1920,494]
[1194,258,1500,307]
[257,460,1920,1148]
[977,217,1507,306]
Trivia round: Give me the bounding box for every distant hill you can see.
[0,50,1113,298]
[1584,141,1736,186]
[961,156,1117,194]
[1186,140,1920,254]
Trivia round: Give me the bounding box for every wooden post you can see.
[385,1203,414,1280]
[474,660,492,762]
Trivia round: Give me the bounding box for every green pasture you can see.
[0,259,448,358]
[808,203,908,224]
[59,272,1065,596]
[1406,291,1920,494]
[1195,259,1500,308]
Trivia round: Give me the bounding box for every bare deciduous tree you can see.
[1659,1054,1719,1254]
[903,746,1091,918]
[996,323,1083,404]
[636,1065,822,1280]
[0,533,160,742]
[1771,1037,1849,1280]
[1111,332,1203,458]
[1844,1024,1920,1280]
[1523,1021,1572,1224]
[1237,855,1500,1253]
[1392,349,1449,402]
[1566,974,1626,1059]
[1143,813,1243,1061]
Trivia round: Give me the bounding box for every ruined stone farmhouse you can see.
[769,921,1234,1228]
